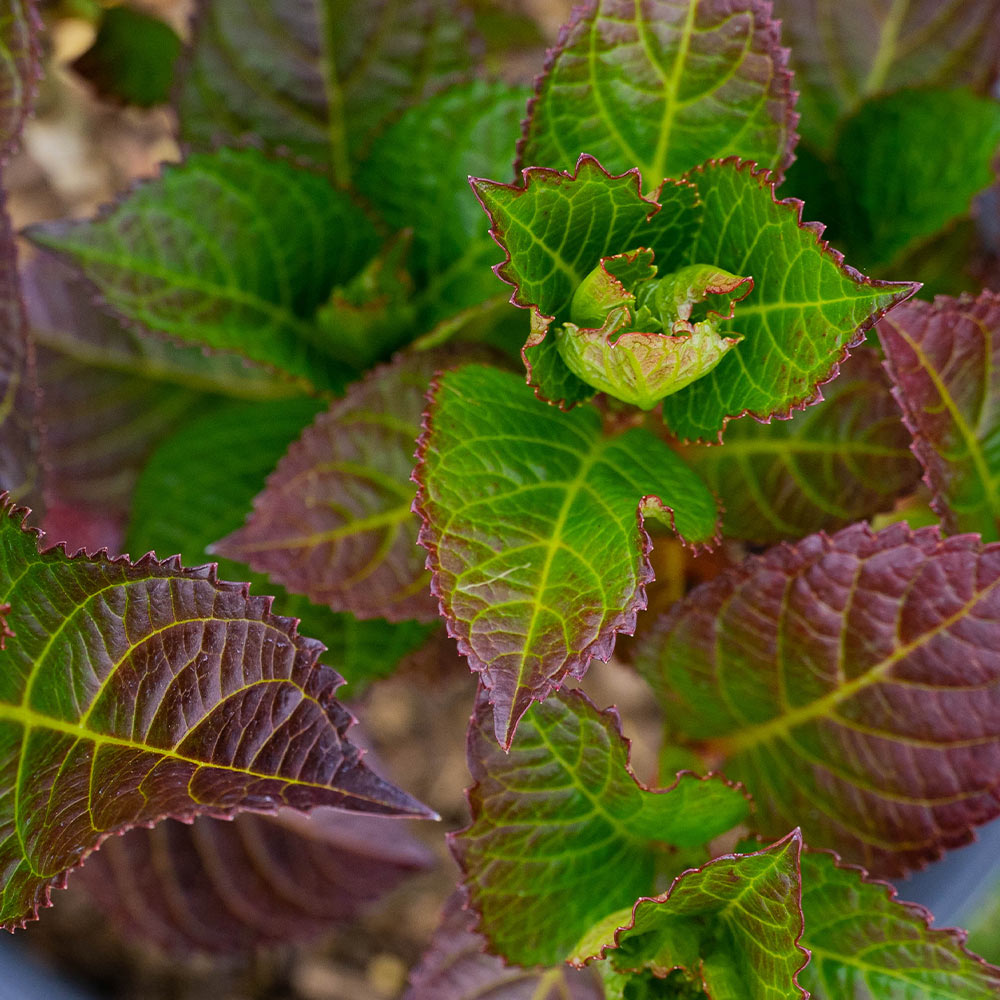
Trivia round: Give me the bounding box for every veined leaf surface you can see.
[415,363,720,746]
[519,0,797,184]
[0,496,432,928]
[0,0,39,160]
[636,521,1000,875]
[453,688,748,965]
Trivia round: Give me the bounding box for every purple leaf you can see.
[0,0,40,161]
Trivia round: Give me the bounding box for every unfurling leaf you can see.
[415,363,720,746]
[0,496,432,928]
[636,521,1000,876]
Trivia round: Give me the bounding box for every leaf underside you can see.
[0,496,431,929]
[415,363,720,746]
[636,521,1000,876]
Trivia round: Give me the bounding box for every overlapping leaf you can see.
[518,0,797,184]
[216,351,444,623]
[771,0,1000,151]
[879,292,1000,541]
[176,0,476,186]
[798,850,1000,999]
[681,347,920,542]
[0,0,39,161]
[0,495,433,928]
[570,833,807,1000]
[27,148,380,391]
[416,363,720,745]
[635,521,1000,876]
[76,807,432,954]
[405,890,604,1000]
[453,687,749,965]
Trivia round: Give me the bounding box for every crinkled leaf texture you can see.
[216,351,445,623]
[0,496,432,928]
[27,148,380,391]
[405,890,604,1000]
[771,0,1000,152]
[415,363,720,746]
[518,0,798,184]
[636,521,1000,876]
[571,833,807,1000]
[799,850,1000,999]
[879,291,1000,542]
[177,0,476,186]
[453,687,749,966]
[0,0,39,160]
[681,347,920,542]
[474,156,915,441]
[75,807,432,954]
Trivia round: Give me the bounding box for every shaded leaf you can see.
[879,292,1000,541]
[518,0,797,184]
[799,850,1000,999]
[76,807,432,954]
[0,495,433,929]
[27,148,380,391]
[0,0,40,161]
[416,363,720,746]
[453,687,749,966]
[681,347,920,542]
[216,351,444,623]
[176,0,477,187]
[771,0,1000,152]
[635,521,1000,876]
[571,833,806,1000]
[404,890,605,1000]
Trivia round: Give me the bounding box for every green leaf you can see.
[879,292,1000,541]
[27,148,381,391]
[71,5,181,107]
[0,495,434,929]
[771,0,1000,151]
[453,687,750,966]
[635,521,1000,876]
[799,850,1000,999]
[356,79,529,329]
[176,0,477,187]
[680,347,920,542]
[519,0,798,184]
[570,833,807,1000]
[415,362,720,746]
[0,0,39,160]
[127,394,434,691]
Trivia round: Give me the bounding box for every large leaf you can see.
[798,850,1000,999]
[453,687,749,966]
[405,890,605,1000]
[416,363,720,746]
[635,521,1000,876]
[76,807,432,954]
[0,495,432,929]
[0,0,39,161]
[176,0,476,187]
[879,292,1000,541]
[771,0,1000,151]
[570,833,806,1000]
[216,352,443,624]
[518,0,797,184]
[680,347,920,542]
[26,148,381,391]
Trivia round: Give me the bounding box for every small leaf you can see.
[519,0,798,184]
[216,351,445,623]
[0,495,433,929]
[0,0,40,160]
[635,521,1000,876]
[571,833,807,1000]
[177,0,477,186]
[453,687,749,965]
[680,347,920,542]
[799,850,1000,999]
[879,291,1000,541]
[76,807,432,954]
[27,148,381,391]
[416,363,720,746]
